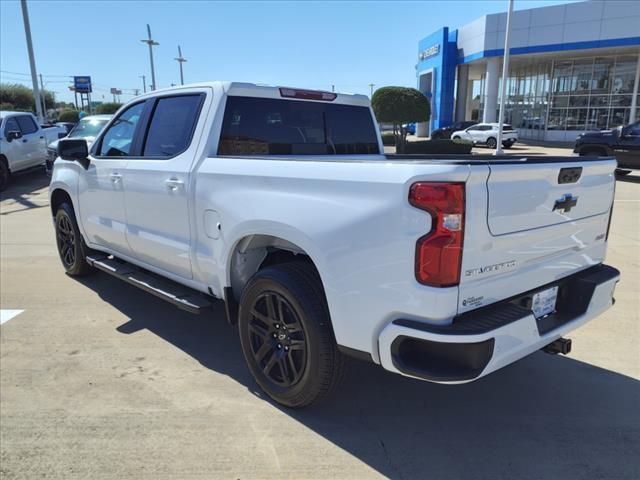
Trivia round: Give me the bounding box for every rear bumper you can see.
[378,264,620,383]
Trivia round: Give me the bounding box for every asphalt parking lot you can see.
[1,162,639,479]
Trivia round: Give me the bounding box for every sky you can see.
[1,0,579,104]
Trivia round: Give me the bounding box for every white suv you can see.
[452,122,518,149]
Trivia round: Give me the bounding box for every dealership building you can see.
[416,0,640,141]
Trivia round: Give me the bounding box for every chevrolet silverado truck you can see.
[50,82,620,407]
[0,111,66,190]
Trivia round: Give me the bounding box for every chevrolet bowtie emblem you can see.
[553,194,578,213]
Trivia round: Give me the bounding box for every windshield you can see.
[69,118,109,139]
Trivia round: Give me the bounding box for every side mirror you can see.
[6,130,22,142]
[58,132,66,139]
[58,138,90,169]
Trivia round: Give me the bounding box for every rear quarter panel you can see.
[193,156,472,359]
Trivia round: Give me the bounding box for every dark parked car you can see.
[431,121,476,139]
[574,122,640,169]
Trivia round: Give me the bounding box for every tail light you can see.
[279,87,337,101]
[409,182,465,287]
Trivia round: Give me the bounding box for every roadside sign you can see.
[74,76,92,93]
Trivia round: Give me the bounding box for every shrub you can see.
[381,133,396,146]
[58,109,80,123]
[96,102,122,114]
[399,139,473,155]
[371,87,430,148]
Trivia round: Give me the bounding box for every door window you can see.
[142,95,203,157]
[98,102,145,157]
[15,115,38,134]
[4,117,20,136]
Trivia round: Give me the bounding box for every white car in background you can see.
[0,111,67,190]
[452,122,518,149]
[46,114,113,175]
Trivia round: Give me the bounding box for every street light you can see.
[139,74,147,93]
[20,0,44,121]
[174,46,187,86]
[495,0,514,155]
[140,24,159,91]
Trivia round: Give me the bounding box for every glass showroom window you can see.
[548,54,639,132]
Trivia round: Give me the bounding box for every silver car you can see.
[46,114,113,175]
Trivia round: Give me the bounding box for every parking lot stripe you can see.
[0,310,25,325]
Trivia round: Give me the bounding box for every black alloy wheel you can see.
[56,213,76,268]
[238,262,345,408]
[248,291,307,387]
[54,202,95,276]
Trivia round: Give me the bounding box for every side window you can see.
[467,125,481,131]
[98,102,145,157]
[16,115,38,134]
[142,95,202,157]
[4,117,20,135]
[480,125,493,131]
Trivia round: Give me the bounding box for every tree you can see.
[0,83,56,112]
[371,86,430,150]
[95,102,122,114]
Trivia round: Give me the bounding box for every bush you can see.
[96,102,122,114]
[58,109,80,123]
[398,139,473,155]
[371,87,430,148]
[381,133,396,146]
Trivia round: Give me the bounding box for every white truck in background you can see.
[50,82,619,407]
[0,111,66,190]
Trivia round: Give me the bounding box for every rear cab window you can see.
[218,96,380,155]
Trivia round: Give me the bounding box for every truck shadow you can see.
[0,168,50,214]
[78,273,640,480]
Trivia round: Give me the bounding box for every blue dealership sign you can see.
[74,76,92,93]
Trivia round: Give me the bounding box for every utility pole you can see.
[174,45,186,85]
[39,73,47,120]
[331,84,335,92]
[141,24,159,90]
[495,0,514,156]
[369,83,375,97]
[20,0,44,121]
[139,75,147,93]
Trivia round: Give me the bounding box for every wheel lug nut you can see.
[275,324,280,329]
[273,333,277,338]
[284,346,289,351]
[277,344,282,349]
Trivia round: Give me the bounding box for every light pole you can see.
[495,0,514,156]
[174,45,186,85]
[369,83,375,97]
[20,0,44,121]
[39,73,47,119]
[140,24,159,91]
[139,75,147,93]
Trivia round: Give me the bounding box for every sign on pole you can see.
[74,76,92,93]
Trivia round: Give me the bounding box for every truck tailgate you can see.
[458,157,616,314]
[487,160,614,235]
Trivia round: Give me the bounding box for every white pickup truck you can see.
[0,111,66,190]
[50,82,620,407]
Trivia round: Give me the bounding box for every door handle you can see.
[110,173,123,183]
[165,178,184,191]
[22,139,28,143]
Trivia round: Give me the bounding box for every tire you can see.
[54,202,95,276]
[238,262,345,408]
[0,159,9,192]
[486,137,497,149]
[502,141,513,149]
[452,136,460,140]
